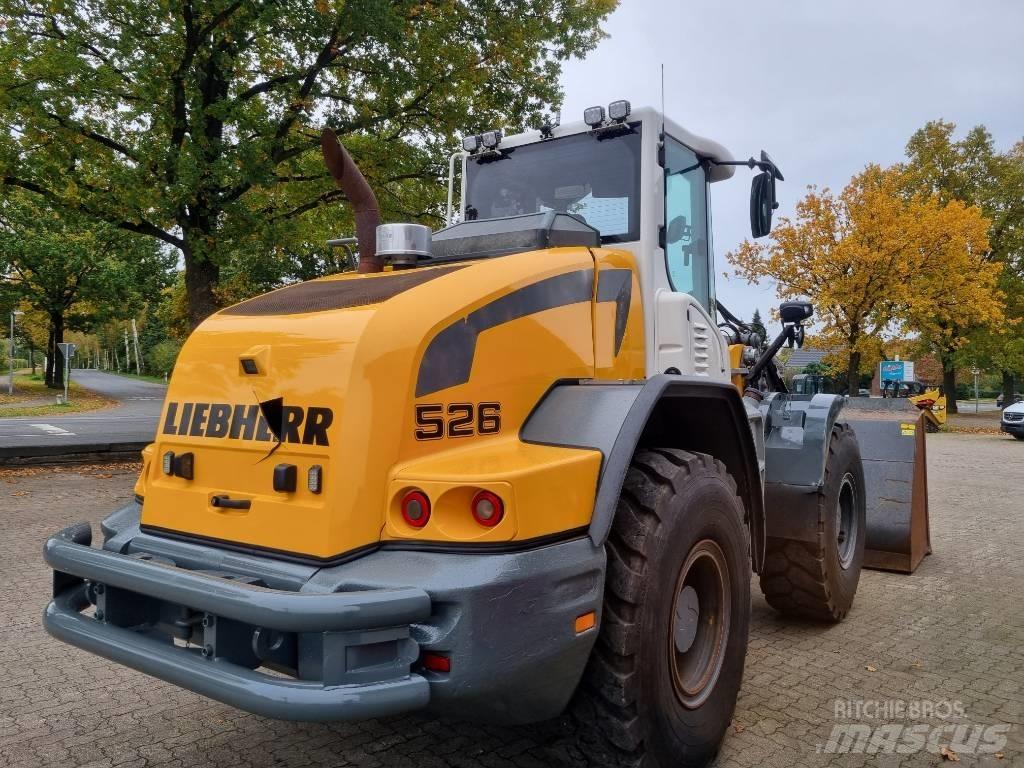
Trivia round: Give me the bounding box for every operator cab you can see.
[451,103,781,379]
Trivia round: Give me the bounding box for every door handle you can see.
[211,495,252,510]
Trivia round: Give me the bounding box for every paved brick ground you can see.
[1,433,1022,767]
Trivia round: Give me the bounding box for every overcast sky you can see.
[559,0,1024,324]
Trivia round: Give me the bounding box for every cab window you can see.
[464,128,642,244]
[664,137,711,308]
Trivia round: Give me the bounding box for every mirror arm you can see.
[709,154,785,181]
[747,324,796,386]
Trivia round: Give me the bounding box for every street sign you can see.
[56,342,77,404]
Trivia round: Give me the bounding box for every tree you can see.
[0,0,615,328]
[749,308,767,349]
[730,167,910,395]
[728,165,999,396]
[0,191,173,387]
[896,196,1002,408]
[12,305,48,374]
[899,122,1024,411]
[802,361,828,376]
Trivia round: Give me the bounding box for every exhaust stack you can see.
[320,129,383,273]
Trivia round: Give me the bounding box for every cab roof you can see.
[497,106,736,182]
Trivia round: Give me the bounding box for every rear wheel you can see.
[759,423,866,621]
[572,449,750,768]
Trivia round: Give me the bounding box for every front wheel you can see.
[572,449,751,768]
[759,423,867,621]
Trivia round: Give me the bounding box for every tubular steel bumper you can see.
[42,523,432,721]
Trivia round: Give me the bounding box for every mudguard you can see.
[522,374,766,572]
[756,392,847,543]
[760,393,846,487]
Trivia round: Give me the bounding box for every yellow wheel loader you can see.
[43,102,921,766]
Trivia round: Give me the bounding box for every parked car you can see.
[1000,400,1024,440]
[996,392,1023,408]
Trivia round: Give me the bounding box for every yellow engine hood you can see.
[141,268,395,559]
[138,248,644,561]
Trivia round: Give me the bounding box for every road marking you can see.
[29,424,76,436]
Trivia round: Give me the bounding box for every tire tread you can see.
[572,449,745,767]
[758,423,860,622]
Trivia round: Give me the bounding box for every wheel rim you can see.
[669,539,731,709]
[835,472,858,570]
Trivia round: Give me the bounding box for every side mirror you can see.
[779,300,813,324]
[750,171,776,238]
[666,215,691,245]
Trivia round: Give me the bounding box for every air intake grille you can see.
[220,265,467,316]
[692,319,711,376]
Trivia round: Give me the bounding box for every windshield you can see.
[464,126,642,244]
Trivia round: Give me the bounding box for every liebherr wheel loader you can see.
[44,102,915,766]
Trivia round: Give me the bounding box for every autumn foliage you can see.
[728,165,1001,395]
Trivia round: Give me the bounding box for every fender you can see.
[757,392,847,543]
[522,374,766,572]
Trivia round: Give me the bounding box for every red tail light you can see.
[421,652,451,673]
[471,490,504,527]
[401,489,431,528]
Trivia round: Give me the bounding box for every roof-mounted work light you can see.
[461,134,481,153]
[480,130,502,149]
[583,106,605,128]
[608,99,631,122]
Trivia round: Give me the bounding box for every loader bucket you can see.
[843,399,932,573]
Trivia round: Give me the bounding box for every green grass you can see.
[0,372,117,417]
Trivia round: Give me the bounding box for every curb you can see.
[0,442,147,466]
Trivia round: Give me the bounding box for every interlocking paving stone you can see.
[1,433,1021,766]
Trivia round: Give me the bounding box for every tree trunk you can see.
[847,350,861,397]
[183,239,221,329]
[1003,371,1016,407]
[942,361,957,414]
[52,312,65,390]
[45,326,55,388]
[28,341,36,375]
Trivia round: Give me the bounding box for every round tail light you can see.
[471,490,504,527]
[401,489,431,528]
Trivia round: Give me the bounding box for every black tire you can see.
[572,449,751,768]
[759,423,866,622]
[1015,434,1024,441]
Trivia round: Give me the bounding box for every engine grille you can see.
[220,265,467,316]
[1004,412,1024,423]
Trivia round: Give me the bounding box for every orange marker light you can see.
[575,611,597,634]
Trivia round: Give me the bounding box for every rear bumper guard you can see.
[43,523,432,721]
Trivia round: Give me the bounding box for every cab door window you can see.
[664,138,711,308]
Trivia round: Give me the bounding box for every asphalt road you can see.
[0,370,166,454]
[1,432,1021,767]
